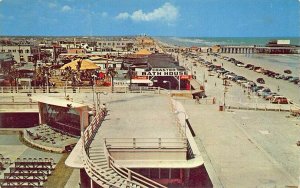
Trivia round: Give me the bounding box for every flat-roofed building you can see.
[0,45,40,63]
[66,94,204,187]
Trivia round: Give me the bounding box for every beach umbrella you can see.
[60,59,100,70]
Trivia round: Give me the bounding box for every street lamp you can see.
[96,91,108,112]
[174,110,188,137]
[163,80,171,90]
[92,74,97,108]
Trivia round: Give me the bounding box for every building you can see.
[96,39,136,52]
[0,44,40,63]
[122,53,191,90]
[0,52,15,73]
[66,94,204,187]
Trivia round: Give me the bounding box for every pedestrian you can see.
[277,86,280,92]
[195,96,200,104]
[101,103,107,116]
[215,82,216,87]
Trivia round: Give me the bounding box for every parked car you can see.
[251,85,264,92]
[262,92,276,99]
[244,64,253,69]
[265,93,280,100]
[236,62,245,67]
[232,76,246,82]
[257,88,271,96]
[242,81,256,88]
[271,96,289,104]
[283,76,293,80]
[289,77,299,82]
[284,69,292,74]
[275,74,285,79]
[256,78,265,84]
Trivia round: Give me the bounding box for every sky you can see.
[0,0,299,37]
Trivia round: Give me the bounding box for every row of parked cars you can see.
[250,86,290,104]
[221,56,300,86]
[200,60,290,104]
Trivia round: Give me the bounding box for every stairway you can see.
[88,141,143,188]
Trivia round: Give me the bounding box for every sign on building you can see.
[137,68,188,77]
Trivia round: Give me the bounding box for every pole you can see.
[65,80,67,97]
[46,74,49,93]
[184,113,186,137]
[129,66,132,91]
[93,76,95,108]
[178,76,181,90]
[223,90,226,109]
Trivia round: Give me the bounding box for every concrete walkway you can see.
[175,52,300,187]
[180,99,299,187]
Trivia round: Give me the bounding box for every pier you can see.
[219,45,299,54]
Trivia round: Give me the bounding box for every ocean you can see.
[154,36,300,47]
[155,36,300,75]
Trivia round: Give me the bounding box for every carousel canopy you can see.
[134,49,152,55]
[60,59,100,70]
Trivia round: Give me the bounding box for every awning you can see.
[31,96,88,108]
[134,49,152,55]
[131,79,153,84]
[60,59,100,70]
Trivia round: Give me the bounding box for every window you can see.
[13,49,16,52]
[160,169,170,179]
[139,169,149,177]
[8,50,11,52]
[1,50,5,52]
[19,50,23,53]
[150,169,159,179]
[171,169,180,179]
[25,49,30,53]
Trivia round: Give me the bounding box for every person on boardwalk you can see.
[195,96,200,104]
[101,103,107,116]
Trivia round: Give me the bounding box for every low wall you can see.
[22,130,65,153]
[0,112,39,128]
[109,148,186,161]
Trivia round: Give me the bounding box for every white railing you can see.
[0,86,166,94]
[82,111,167,188]
[82,147,117,187]
[0,95,36,104]
[225,100,300,112]
[104,142,167,188]
[104,137,187,149]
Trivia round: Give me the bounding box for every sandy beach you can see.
[226,54,300,77]
[201,53,300,105]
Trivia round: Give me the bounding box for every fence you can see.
[104,138,187,149]
[0,86,166,94]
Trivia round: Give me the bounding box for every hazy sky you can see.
[0,0,299,37]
